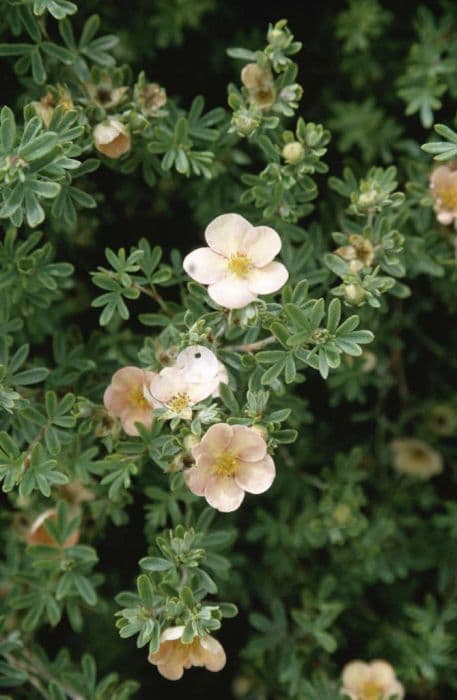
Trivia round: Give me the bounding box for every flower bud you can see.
[343,283,365,305]
[241,63,276,111]
[231,112,260,137]
[93,119,131,159]
[333,503,352,525]
[282,141,304,164]
[268,27,289,48]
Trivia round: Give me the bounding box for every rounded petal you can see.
[175,345,219,382]
[204,475,245,512]
[184,465,213,496]
[194,423,233,460]
[235,455,275,494]
[110,366,145,389]
[385,680,404,699]
[121,408,153,436]
[149,368,186,404]
[205,213,252,257]
[199,636,227,671]
[208,275,257,309]
[370,660,395,686]
[103,385,125,414]
[230,425,267,461]
[183,247,227,284]
[246,262,289,295]
[437,210,454,224]
[160,626,185,643]
[342,661,371,690]
[247,225,282,266]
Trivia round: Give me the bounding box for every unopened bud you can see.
[282,141,304,164]
[343,283,365,305]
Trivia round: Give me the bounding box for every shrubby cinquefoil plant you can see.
[0,1,456,698]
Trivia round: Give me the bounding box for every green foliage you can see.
[0,1,456,699]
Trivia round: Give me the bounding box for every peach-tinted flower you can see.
[341,660,404,700]
[430,163,457,228]
[103,366,157,436]
[183,213,288,310]
[335,234,375,272]
[184,423,276,512]
[241,63,276,111]
[148,626,226,680]
[390,437,443,480]
[26,509,80,547]
[93,118,131,159]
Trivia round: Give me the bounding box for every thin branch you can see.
[222,335,276,353]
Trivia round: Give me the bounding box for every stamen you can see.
[168,393,190,413]
[214,453,238,477]
[228,252,252,277]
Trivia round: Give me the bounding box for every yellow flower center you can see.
[228,252,252,277]
[361,682,382,700]
[436,185,457,211]
[214,452,239,477]
[129,385,149,409]
[168,393,191,413]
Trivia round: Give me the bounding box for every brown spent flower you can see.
[335,234,375,272]
[32,87,74,127]
[93,119,131,159]
[430,162,457,228]
[26,509,80,547]
[86,76,129,110]
[240,63,276,111]
[136,82,167,116]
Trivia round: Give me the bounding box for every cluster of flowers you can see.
[100,213,434,688]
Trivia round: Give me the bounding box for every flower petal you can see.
[204,475,245,512]
[183,247,227,284]
[370,660,395,686]
[246,225,282,266]
[246,262,289,295]
[121,408,152,436]
[184,465,213,496]
[205,213,252,257]
[194,423,233,460]
[175,345,219,382]
[235,455,275,494]
[341,661,371,690]
[149,367,186,404]
[208,275,257,309]
[230,425,267,461]
[199,636,227,671]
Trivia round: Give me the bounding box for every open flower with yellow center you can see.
[145,345,228,420]
[335,234,375,272]
[93,118,131,159]
[430,163,457,228]
[103,366,157,436]
[241,63,276,111]
[183,213,288,309]
[148,626,226,680]
[184,422,276,512]
[390,437,443,480]
[341,660,404,700]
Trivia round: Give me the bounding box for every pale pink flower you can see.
[103,366,157,436]
[144,345,228,420]
[341,660,404,700]
[184,422,276,512]
[183,213,288,309]
[430,164,457,228]
[148,626,226,681]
